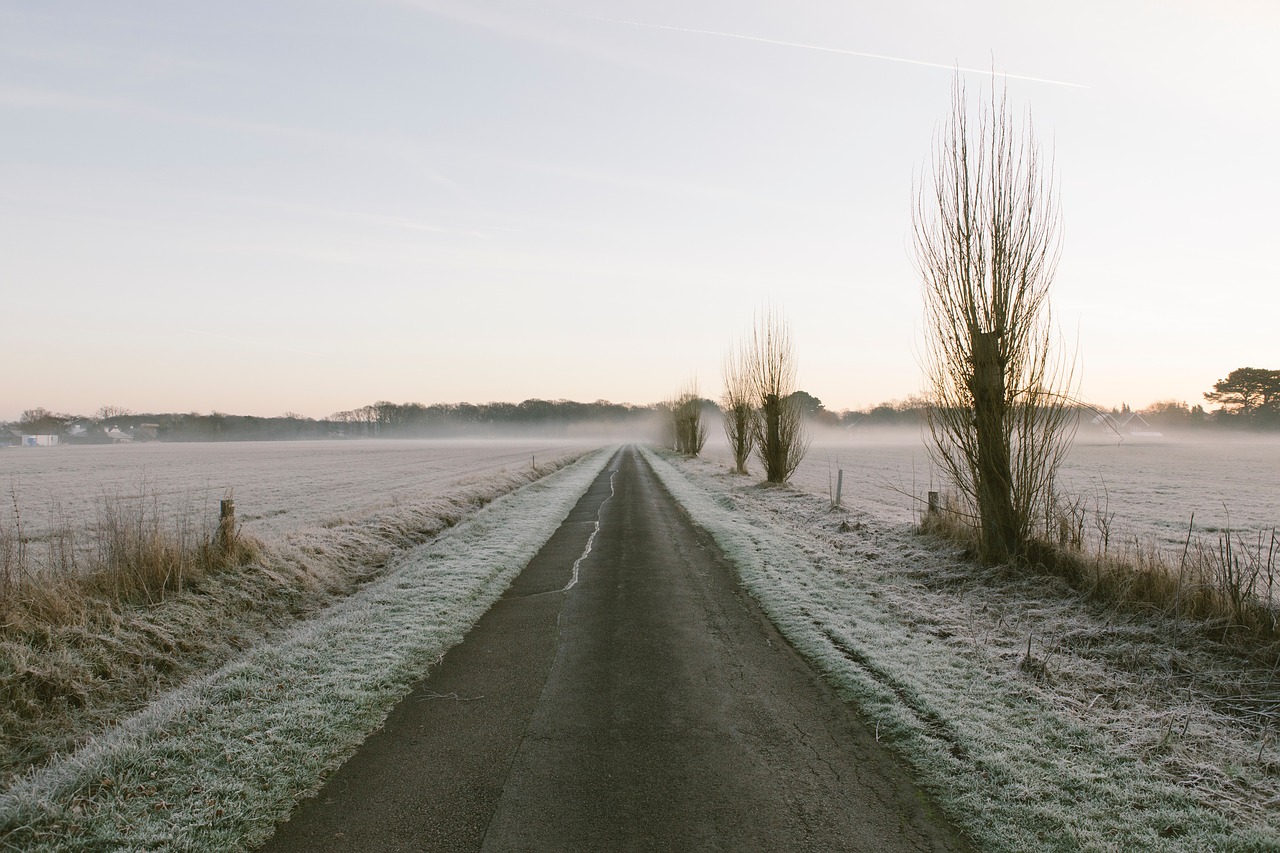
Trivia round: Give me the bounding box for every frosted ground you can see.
[728,428,1280,555]
[2,436,1276,850]
[672,438,1279,851]
[2,438,599,545]
[0,448,617,850]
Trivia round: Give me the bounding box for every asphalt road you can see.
[260,446,972,852]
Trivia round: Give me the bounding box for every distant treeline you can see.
[6,400,665,443]
[6,374,1278,444]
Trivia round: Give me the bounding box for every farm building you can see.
[1090,411,1163,438]
[1118,412,1162,437]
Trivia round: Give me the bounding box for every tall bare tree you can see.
[913,75,1076,564]
[746,309,808,483]
[721,343,756,474]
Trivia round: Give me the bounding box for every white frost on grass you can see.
[0,447,615,853]
[641,446,1278,853]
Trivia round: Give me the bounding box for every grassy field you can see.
[2,438,600,544]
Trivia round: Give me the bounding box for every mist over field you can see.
[699,423,1280,552]
[9,415,1274,559]
[1,437,611,544]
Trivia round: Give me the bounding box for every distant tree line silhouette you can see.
[4,400,664,443]
[6,371,1277,444]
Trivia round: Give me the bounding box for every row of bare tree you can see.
[666,308,810,485]
[669,73,1077,566]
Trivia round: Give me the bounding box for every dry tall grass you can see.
[921,493,1280,661]
[2,485,259,629]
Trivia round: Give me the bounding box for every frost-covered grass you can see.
[3,438,600,546]
[643,447,1280,853]
[1,444,593,784]
[754,431,1280,555]
[0,447,613,852]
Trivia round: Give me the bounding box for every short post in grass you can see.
[928,491,940,517]
[834,469,843,509]
[218,498,236,551]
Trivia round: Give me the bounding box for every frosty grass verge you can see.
[641,447,1277,853]
[0,448,614,852]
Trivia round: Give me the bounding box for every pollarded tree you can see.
[670,380,708,456]
[913,74,1077,564]
[721,343,756,474]
[745,309,809,483]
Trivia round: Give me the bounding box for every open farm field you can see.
[0,450,619,850]
[2,439,600,548]
[703,431,1280,556]
[0,439,603,793]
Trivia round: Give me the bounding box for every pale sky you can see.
[2,0,1276,421]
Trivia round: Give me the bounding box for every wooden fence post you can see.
[218,498,236,549]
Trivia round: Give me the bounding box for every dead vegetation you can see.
[2,486,260,631]
[0,453,586,786]
[920,491,1280,665]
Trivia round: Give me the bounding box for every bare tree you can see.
[671,380,708,456]
[746,309,808,483]
[94,405,132,422]
[721,342,756,474]
[913,74,1076,564]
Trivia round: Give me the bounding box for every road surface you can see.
[261,446,971,851]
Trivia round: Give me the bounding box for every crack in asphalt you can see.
[563,469,616,591]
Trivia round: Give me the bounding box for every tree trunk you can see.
[970,330,1017,562]
[764,393,782,482]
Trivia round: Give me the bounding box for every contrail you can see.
[580,15,1087,89]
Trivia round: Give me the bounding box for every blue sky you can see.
[2,0,1276,420]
